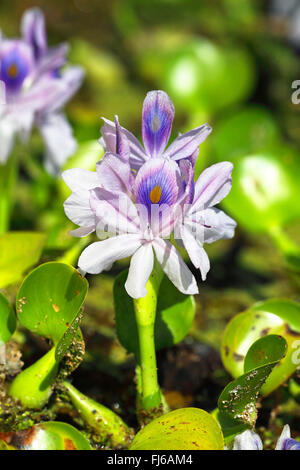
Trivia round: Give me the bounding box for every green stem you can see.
[0,150,18,234]
[63,381,133,448]
[133,263,165,416]
[268,225,300,273]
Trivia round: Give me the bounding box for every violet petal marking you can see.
[142,90,175,158]
[275,425,300,450]
[115,115,130,162]
[96,151,133,194]
[134,158,180,219]
[0,41,33,92]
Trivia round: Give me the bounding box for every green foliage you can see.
[218,335,287,428]
[16,262,88,344]
[213,107,281,162]
[0,292,16,344]
[222,152,300,233]
[0,232,46,288]
[130,408,224,450]
[221,299,300,395]
[11,422,92,450]
[114,270,195,356]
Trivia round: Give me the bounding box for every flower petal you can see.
[125,243,154,298]
[78,234,142,274]
[90,188,140,235]
[186,207,236,244]
[70,226,95,237]
[62,168,100,193]
[64,190,95,228]
[100,118,147,170]
[0,115,16,164]
[141,90,174,158]
[192,161,233,211]
[164,123,212,161]
[38,112,77,173]
[153,239,198,295]
[96,151,133,194]
[180,224,210,280]
[21,7,47,60]
[232,430,263,450]
[115,115,130,161]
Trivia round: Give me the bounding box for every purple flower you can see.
[100,90,212,170]
[0,8,84,172]
[231,425,300,450]
[63,103,236,299]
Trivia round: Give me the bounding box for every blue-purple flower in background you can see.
[0,8,84,173]
[63,90,236,298]
[231,425,300,450]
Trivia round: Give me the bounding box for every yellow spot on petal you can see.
[52,303,60,313]
[8,63,18,78]
[149,185,162,204]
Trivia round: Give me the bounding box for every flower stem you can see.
[133,263,166,419]
[268,225,300,272]
[0,150,18,235]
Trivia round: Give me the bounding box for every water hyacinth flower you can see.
[0,8,84,173]
[63,91,236,298]
[100,90,212,170]
[232,426,300,450]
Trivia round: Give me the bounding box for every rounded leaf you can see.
[0,292,16,344]
[130,408,224,450]
[222,299,300,395]
[0,232,46,288]
[16,262,88,344]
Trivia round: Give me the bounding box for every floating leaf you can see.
[221,299,300,395]
[218,335,287,427]
[222,152,300,233]
[213,107,280,162]
[0,422,92,450]
[0,232,46,288]
[0,292,16,344]
[114,270,195,356]
[130,408,224,450]
[16,262,88,344]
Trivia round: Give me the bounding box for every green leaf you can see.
[222,152,300,233]
[221,299,300,395]
[3,422,92,450]
[16,262,88,345]
[114,270,195,356]
[218,335,287,427]
[130,408,224,450]
[0,232,46,288]
[212,106,280,162]
[0,292,16,343]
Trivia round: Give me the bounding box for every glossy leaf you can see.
[222,152,300,233]
[218,335,287,427]
[0,232,46,288]
[0,422,92,450]
[221,299,300,395]
[114,270,195,356]
[130,408,224,450]
[213,107,280,162]
[16,262,88,344]
[0,292,16,344]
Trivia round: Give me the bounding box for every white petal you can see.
[232,430,263,450]
[64,190,95,227]
[275,425,291,450]
[125,243,154,298]
[0,115,16,164]
[70,226,95,237]
[153,239,198,295]
[186,208,237,245]
[193,162,233,210]
[180,225,210,281]
[78,234,142,274]
[62,168,100,192]
[39,113,77,173]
